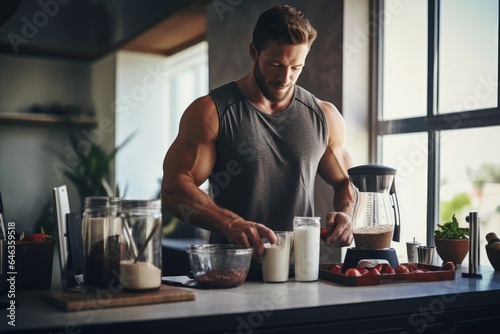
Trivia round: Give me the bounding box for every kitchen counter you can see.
[1,265,500,333]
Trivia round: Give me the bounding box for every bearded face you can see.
[252,42,309,103]
[254,55,294,103]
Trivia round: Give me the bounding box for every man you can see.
[162,5,355,258]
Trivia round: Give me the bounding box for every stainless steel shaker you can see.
[462,211,482,278]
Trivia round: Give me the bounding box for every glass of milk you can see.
[262,231,293,283]
[119,199,162,291]
[293,217,321,282]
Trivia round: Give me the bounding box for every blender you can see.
[343,164,401,270]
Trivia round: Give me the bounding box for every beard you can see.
[254,58,293,103]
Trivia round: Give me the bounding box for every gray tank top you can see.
[208,81,328,243]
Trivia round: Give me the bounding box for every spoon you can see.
[133,219,161,264]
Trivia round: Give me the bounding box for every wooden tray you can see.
[319,263,456,286]
[41,285,196,311]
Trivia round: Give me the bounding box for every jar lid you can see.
[121,199,161,210]
[84,196,121,208]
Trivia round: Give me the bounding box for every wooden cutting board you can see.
[41,285,196,311]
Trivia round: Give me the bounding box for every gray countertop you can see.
[2,265,500,333]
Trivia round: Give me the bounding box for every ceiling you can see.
[0,0,209,61]
[121,3,206,56]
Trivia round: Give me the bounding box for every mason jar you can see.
[82,196,121,288]
[119,199,162,291]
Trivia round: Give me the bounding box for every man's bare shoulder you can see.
[181,95,218,124]
[185,94,217,116]
[315,98,344,124]
[178,94,219,140]
[315,98,347,146]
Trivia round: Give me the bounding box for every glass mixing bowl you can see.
[185,244,253,288]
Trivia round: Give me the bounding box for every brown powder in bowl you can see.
[195,269,249,288]
[353,225,394,250]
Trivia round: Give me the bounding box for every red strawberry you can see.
[395,265,410,274]
[22,227,50,242]
[355,266,369,275]
[365,268,381,276]
[345,268,361,277]
[329,264,343,274]
[440,261,456,271]
[380,264,395,274]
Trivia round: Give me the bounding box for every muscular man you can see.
[162,5,355,257]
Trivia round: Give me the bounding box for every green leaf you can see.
[434,214,469,240]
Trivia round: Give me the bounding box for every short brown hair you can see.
[252,5,318,52]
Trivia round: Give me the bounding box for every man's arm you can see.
[161,95,276,255]
[317,100,356,247]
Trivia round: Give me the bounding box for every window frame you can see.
[370,0,500,244]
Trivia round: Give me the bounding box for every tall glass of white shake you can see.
[293,217,320,282]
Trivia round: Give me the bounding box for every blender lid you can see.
[348,164,396,176]
[348,164,397,193]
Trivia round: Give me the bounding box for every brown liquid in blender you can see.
[353,225,393,250]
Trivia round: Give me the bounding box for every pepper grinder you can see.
[462,211,482,278]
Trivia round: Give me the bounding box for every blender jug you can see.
[342,165,401,270]
[349,164,401,249]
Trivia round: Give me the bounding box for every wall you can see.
[0,54,91,232]
[0,54,91,111]
[0,50,120,233]
[91,52,118,189]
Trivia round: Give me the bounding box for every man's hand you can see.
[222,219,278,258]
[324,212,353,247]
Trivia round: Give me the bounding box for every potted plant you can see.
[434,214,469,264]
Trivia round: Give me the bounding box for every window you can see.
[373,0,500,264]
[115,42,208,199]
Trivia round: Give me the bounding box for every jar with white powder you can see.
[119,199,162,291]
